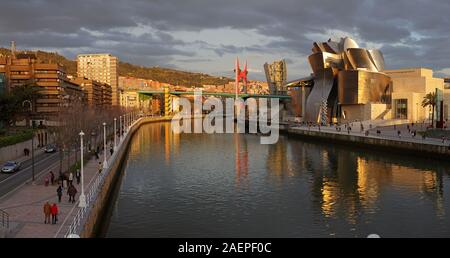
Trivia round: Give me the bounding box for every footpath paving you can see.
[0,142,114,238]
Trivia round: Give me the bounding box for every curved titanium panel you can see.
[338,70,391,105]
[368,49,385,72]
[346,48,378,72]
[325,41,341,54]
[343,37,359,51]
[308,52,325,74]
[313,42,326,53]
[323,52,344,70]
[305,68,335,122]
[322,42,337,54]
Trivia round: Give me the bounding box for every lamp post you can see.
[119,115,122,141]
[102,122,108,169]
[124,114,127,133]
[114,118,117,150]
[127,113,130,130]
[78,131,86,208]
[22,100,35,183]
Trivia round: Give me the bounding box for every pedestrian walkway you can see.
[290,122,450,147]
[0,143,114,238]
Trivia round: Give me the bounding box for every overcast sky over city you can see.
[2,0,450,81]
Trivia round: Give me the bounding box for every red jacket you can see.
[51,204,58,215]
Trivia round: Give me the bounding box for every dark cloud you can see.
[1,0,450,76]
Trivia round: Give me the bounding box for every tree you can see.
[422,92,436,127]
[0,83,41,129]
[0,93,16,129]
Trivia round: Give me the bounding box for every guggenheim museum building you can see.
[286,37,448,126]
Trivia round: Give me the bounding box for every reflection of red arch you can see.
[234,134,248,186]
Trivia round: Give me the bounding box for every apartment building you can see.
[70,76,113,108]
[0,53,83,122]
[77,53,119,105]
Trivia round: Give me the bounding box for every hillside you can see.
[0,48,232,86]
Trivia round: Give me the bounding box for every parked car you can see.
[44,144,57,153]
[1,161,21,173]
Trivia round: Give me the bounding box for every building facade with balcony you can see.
[0,53,83,123]
[71,77,112,108]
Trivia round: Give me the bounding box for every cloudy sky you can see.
[2,0,450,81]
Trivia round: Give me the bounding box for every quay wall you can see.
[287,127,450,159]
[79,116,172,238]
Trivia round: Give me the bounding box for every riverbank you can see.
[287,125,450,159]
[0,116,171,238]
[77,116,172,238]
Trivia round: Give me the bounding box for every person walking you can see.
[110,147,114,156]
[76,168,81,185]
[50,171,55,185]
[43,202,51,224]
[51,203,58,224]
[58,174,64,188]
[68,172,74,186]
[98,162,103,174]
[56,185,63,203]
[67,185,77,203]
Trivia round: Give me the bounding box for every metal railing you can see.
[1,208,9,229]
[63,118,142,238]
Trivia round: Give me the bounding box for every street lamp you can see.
[114,118,117,150]
[22,100,35,183]
[102,122,108,169]
[119,115,122,141]
[78,131,86,208]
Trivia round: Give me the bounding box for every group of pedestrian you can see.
[43,202,58,224]
[40,136,117,226]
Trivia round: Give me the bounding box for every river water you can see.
[104,122,450,237]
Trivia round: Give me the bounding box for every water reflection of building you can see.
[307,148,445,222]
[266,137,291,180]
[234,133,248,187]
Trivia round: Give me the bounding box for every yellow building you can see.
[385,68,444,123]
[120,89,152,113]
[120,90,139,108]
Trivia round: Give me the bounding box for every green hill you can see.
[0,48,232,86]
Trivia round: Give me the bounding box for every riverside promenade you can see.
[288,122,450,157]
[0,116,169,238]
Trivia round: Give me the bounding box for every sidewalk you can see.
[290,123,450,147]
[0,144,114,238]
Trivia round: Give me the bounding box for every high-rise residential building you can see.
[77,53,119,105]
